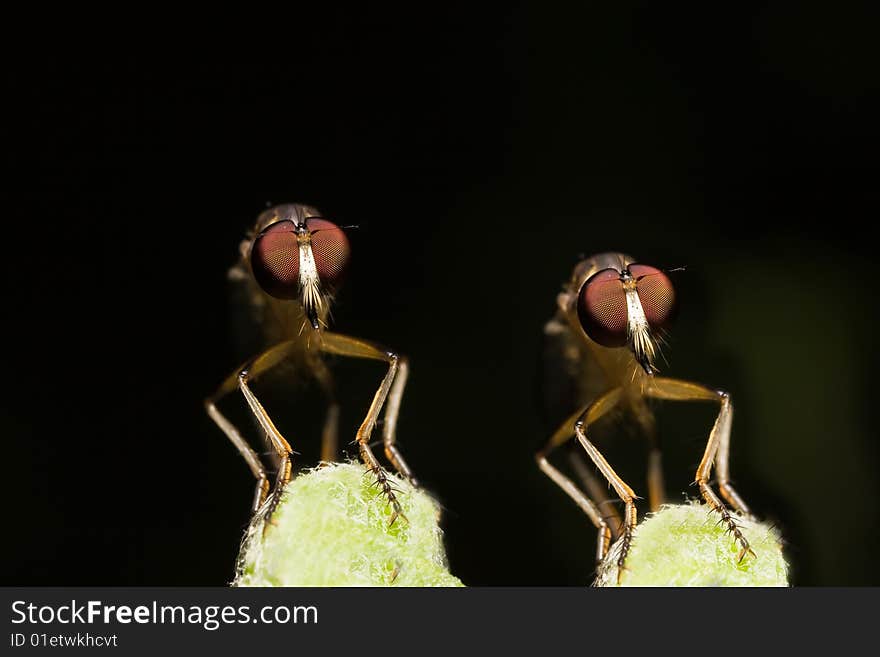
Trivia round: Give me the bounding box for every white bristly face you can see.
[624,282,657,373]
[298,237,325,324]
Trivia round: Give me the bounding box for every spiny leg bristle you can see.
[712,504,755,562]
[615,527,635,584]
[366,464,408,526]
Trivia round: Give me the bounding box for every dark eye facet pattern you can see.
[577,268,628,347]
[629,264,676,330]
[250,220,300,299]
[306,218,350,288]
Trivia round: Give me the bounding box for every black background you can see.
[3,5,879,586]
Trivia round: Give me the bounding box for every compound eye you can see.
[629,264,676,330]
[306,218,350,288]
[250,220,300,299]
[577,268,628,347]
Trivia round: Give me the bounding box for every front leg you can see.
[536,388,638,580]
[644,377,755,562]
[573,411,640,582]
[318,331,415,525]
[206,339,300,520]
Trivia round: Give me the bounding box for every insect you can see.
[536,252,754,579]
[205,203,416,526]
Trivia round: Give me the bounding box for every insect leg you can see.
[306,351,341,464]
[644,377,755,561]
[318,331,413,525]
[536,388,629,568]
[537,452,611,566]
[380,356,418,486]
[205,395,268,513]
[630,395,665,512]
[571,390,640,582]
[567,449,622,540]
[205,340,298,517]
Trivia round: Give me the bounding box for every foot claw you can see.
[260,514,280,537]
[387,509,408,527]
[737,545,757,563]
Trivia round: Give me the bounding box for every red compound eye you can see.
[577,268,628,347]
[306,218,350,288]
[250,220,300,299]
[629,264,676,330]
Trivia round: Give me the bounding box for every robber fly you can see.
[205,203,416,525]
[536,252,754,579]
